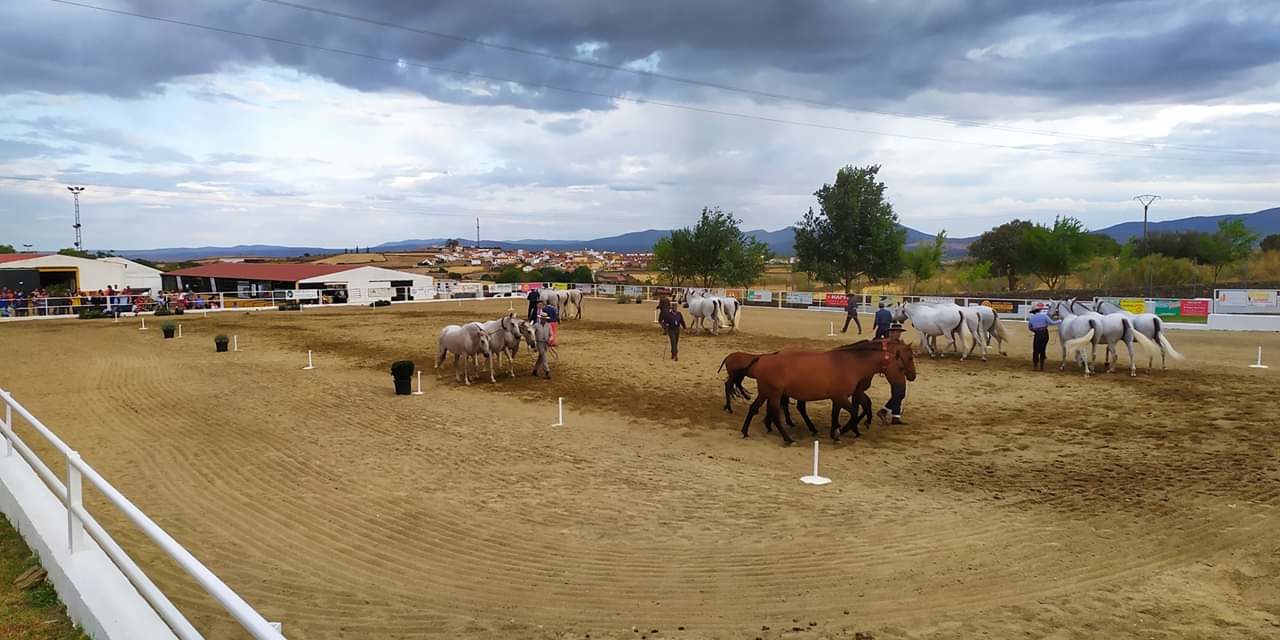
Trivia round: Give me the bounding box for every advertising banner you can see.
[812,292,827,306]
[287,289,319,300]
[1247,290,1277,307]
[746,289,772,303]
[520,283,540,292]
[1119,298,1146,314]
[596,284,617,295]
[489,283,514,294]
[552,282,569,290]
[920,296,953,304]
[824,293,848,308]
[410,287,434,300]
[573,283,595,293]
[1180,299,1210,316]
[623,286,644,297]
[1154,300,1180,317]
[368,287,393,299]
[785,291,813,305]
[979,299,1016,313]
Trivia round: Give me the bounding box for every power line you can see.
[43,0,1239,164]
[256,0,1279,158]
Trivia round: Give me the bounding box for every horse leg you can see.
[796,401,818,435]
[860,392,873,431]
[740,396,764,438]
[782,396,797,429]
[835,396,860,438]
[767,397,794,445]
[435,347,448,370]
[723,379,735,413]
[1058,334,1068,371]
[1126,338,1137,377]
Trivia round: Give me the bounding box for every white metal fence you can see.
[0,388,285,640]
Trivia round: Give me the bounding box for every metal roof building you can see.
[162,263,434,302]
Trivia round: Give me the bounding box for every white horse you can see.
[1047,300,1101,376]
[1095,300,1184,370]
[683,291,727,334]
[538,288,581,319]
[435,323,493,385]
[477,313,526,378]
[892,302,969,359]
[1067,299,1158,377]
[565,288,585,319]
[682,289,741,332]
[925,301,989,360]
[969,304,1010,356]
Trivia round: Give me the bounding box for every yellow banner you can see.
[1119,298,1146,314]
[552,283,569,290]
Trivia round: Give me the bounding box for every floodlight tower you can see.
[67,186,86,251]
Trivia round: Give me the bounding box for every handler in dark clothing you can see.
[872,303,894,339]
[526,288,540,322]
[841,294,862,333]
[877,323,910,425]
[1027,307,1060,371]
[659,305,687,361]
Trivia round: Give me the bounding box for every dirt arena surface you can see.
[2,299,1278,639]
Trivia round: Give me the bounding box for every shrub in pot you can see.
[214,334,229,352]
[154,307,172,317]
[78,308,105,320]
[390,360,415,395]
[162,321,177,339]
[173,307,184,315]
[615,293,631,304]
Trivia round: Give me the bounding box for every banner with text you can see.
[785,291,813,306]
[746,289,772,303]
[596,284,617,295]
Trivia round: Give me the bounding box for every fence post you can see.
[3,394,11,458]
[67,452,85,553]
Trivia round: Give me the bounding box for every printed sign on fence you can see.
[1180,299,1210,316]
[1248,290,1277,307]
[553,283,569,290]
[824,293,848,308]
[1217,290,1247,306]
[1154,300,1180,317]
[520,283,540,292]
[920,296,952,304]
[596,284,617,295]
[574,284,595,293]
[410,287,434,299]
[980,299,1015,313]
[1119,298,1146,314]
[489,283,514,294]
[624,286,644,297]
[287,289,319,300]
[746,289,772,303]
[368,287,393,299]
[785,291,813,305]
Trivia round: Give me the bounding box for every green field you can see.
[0,514,88,640]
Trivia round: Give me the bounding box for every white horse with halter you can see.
[1094,300,1184,370]
[892,302,969,359]
[968,304,1010,356]
[476,313,526,378]
[1047,299,1099,376]
[683,290,726,334]
[435,322,493,384]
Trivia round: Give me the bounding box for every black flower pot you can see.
[162,329,176,339]
[393,378,413,395]
[215,342,228,352]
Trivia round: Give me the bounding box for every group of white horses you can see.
[677,290,743,334]
[889,298,1183,376]
[435,288,584,384]
[535,288,585,319]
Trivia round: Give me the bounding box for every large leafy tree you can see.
[0,244,14,254]
[967,219,1034,291]
[1260,233,1280,253]
[652,207,770,287]
[57,248,94,259]
[569,266,594,283]
[902,231,946,294]
[793,164,905,293]
[1018,216,1097,290]
[1198,218,1258,284]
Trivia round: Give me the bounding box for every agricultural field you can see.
[1,300,1278,639]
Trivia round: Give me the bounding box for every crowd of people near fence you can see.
[0,287,222,318]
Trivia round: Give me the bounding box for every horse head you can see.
[894,342,918,381]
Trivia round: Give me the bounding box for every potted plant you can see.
[162,321,177,339]
[391,360,415,395]
[615,293,631,304]
[173,307,184,315]
[154,307,172,317]
[214,334,229,352]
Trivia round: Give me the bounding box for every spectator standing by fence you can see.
[841,294,862,334]
[1027,307,1059,371]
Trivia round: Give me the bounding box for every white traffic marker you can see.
[177,323,183,339]
[800,440,832,486]
[827,321,836,337]
[303,350,315,370]
[232,335,239,352]
[139,316,148,331]
[412,370,425,395]
[551,397,564,427]
[1249,346,1269,369]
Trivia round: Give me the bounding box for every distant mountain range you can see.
[114,206,1279,261]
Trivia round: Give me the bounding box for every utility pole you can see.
[476,218,480,249]
[1134,194,1159,299]
[67,186,85,251]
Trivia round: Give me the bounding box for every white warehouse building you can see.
[0,253,163,293]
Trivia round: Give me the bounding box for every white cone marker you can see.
[1249,346,1269,369]
[232,335,239,352]
[827,321,836,337]
[113,312,119,323]
[303,350,315,370]
[177,323,183,339]
[139,316,148,331]
[412,370,425,395]
[551,397,564,427]
[801,440,832,486]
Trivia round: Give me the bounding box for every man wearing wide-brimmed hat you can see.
[878,322,910,425]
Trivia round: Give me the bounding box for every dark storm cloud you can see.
[2,0,1278,116]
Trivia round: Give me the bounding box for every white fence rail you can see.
[0,388,285,640]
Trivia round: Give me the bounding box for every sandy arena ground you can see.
[2,299,1279,639]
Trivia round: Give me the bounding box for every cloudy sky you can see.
[2,0,1279,250]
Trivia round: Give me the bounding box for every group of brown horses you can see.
[718,337,917,445]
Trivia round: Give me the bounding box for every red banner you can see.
[1180,299,1209,316]
[824,293,848,308]
[520,283,540,292]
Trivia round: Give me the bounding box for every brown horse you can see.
[741,340,917,445]
[720,350,805,432]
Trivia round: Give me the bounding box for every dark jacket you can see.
[659,309,686,331]
[874,308,893,328]
[527,290,539,303]
[846,296,858,314]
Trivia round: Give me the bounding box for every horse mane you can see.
[831,340,894,353]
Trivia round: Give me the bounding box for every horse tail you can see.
[991,314,1009,341]
[713,299,727,327]
[1152,318,1185,361]
[1129,318,1159,354]
[718,354,731,374]
[1065,325,1095,355]
[732,299,742,329]
[576,289,584,319]
[743,355,762,377]
[950,313,967,352]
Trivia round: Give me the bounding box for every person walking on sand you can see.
[531,312,553,379]
[659,302,687,361]
[872,303,893,340]
[841,293,862,334]
[877,323,911,425]
[1027,306,1059,371]
[526,287,540,322]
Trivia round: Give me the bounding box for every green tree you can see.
[1198,218,1259,284]
[651,207,769,287]
[569,266,594,283]
[1018,217,1096,290]
[0,244,14,254]
[57,248,94,259]
[902,231,946,294]
[956,260,993,292]
[444,239,460,250]
[793,164,905,294]
[496,265,524,283]
[967,219,1034,291]
[1261,233,1280,253]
